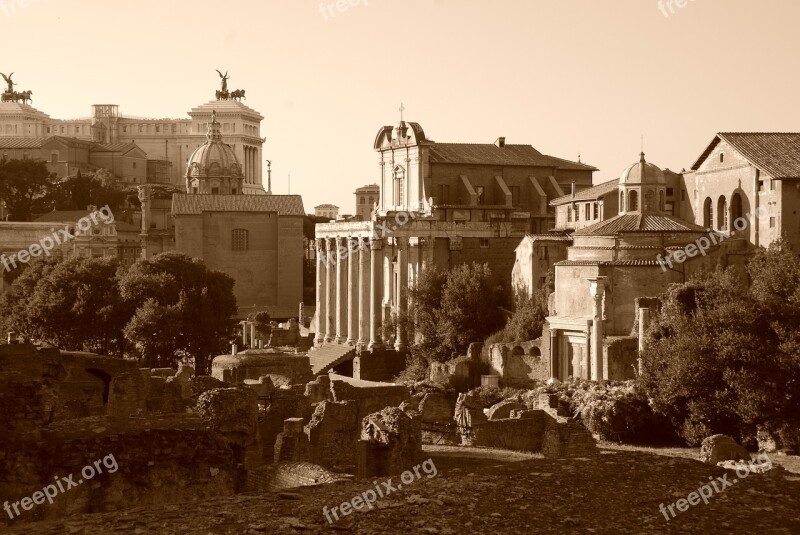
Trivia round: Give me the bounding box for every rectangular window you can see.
[770,217,776,228]
[666,187,674,196]
[479,238,489,248]
[155,125,160,133]
[681,189,686,201]
[475,186,485,205]
[567,206,572,222]
[770,180,776,191]
[575,204,580,221]
[758,181,765,192]
[593,202,599,219]
[585,204,591,220]
[510,185,520,205]
[439,184,450,204]
[232,229,249,251]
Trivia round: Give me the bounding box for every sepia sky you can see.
[3,0,800,212]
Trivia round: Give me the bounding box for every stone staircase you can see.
[308,343,357,375]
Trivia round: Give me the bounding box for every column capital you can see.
[370,238,383,250]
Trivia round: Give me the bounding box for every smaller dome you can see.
[186,110,243,180]
[620,152,665,185]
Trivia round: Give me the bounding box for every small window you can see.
[232,229,249,251]
[122,126,127,133]
[666,187,674,196]
[681,189,686,201]
[155,125,160,133]
[211,187,219,194]
[360,196,365,205]
[769,217,776,229]
[575,204,580,221]
[770,180,776,191]
[132,162,136,169]
[567,206,572,222]
[593,202,599,219]
[479,238,489,248]
[720,153,724,163]
[585,204,590,220]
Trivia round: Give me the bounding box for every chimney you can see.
[494,137,506,148]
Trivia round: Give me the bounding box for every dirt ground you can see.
[5,444,800,535]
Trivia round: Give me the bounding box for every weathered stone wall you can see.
[211,351,312,386]
[328,375,410,423]
[485,340,549,386]
[0,415,238,524]
[603,337,639,381]
[304,401,360,472]
[352,348,406,382]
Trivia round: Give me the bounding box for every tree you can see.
[640,239,800,445]
[49,169,127,212]
[0,157,54,220]
[119,252,237,374]
[409,263,504,362]
[0,256,129,354]
[487,271,552,344]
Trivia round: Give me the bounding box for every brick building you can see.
[354,184,379,221]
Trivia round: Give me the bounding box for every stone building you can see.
[0,84,267,193]
[168,112,305,318]
[315,204,340,220]
[540,153,748,381]
[683,133,800,252]
[310,119,595,377]
[354,184,379,221]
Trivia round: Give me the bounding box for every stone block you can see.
[700,434,751,465]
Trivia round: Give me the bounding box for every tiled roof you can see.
[556,259,664,267]
[551,179,619,205]
[172,194,305,216]
[0,137,46,149]
[92,142,137,152]
[525,233,573,242]
[34,210,96,223]
[692,133,800,179]
[427,143,597,171]
[573,213,707,236]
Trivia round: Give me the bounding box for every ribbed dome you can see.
[186,110,243,180]
[620,152,665,185]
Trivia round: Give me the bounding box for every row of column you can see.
[243,146,260,185]
[314,236,412,351]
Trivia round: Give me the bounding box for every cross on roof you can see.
[399,102,405,122]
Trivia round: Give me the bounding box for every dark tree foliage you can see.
[408,262,504,363]
[119,252,237,373]
[640,239,800,445]
[0,256,129,355]
[0,157,54,221]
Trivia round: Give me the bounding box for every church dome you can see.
[186,110,243,180]
[620,152,665,185]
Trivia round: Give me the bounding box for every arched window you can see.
[703,198,713,228]
[232,229,249,251]
[717,196,728,231]
[393,166,405,206]
[628,190,638,211]
[659,191,665,211]
[619,191,624,212]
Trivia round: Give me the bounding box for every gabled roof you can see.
[172,194,305,216]
[0,137,46,149]
[426,143,597,171]
[91,142,140,153]
[551,178,619,205]
[573,213,707,236]
[34,209,98,223]
[691,133,800,179]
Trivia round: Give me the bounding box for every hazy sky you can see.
[4,0,800,212]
